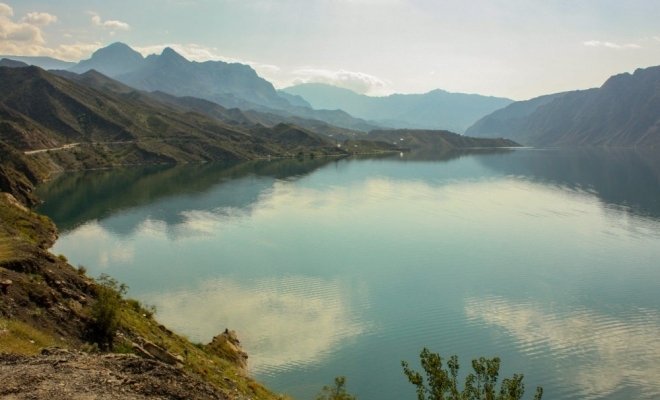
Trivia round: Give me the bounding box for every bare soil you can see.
[0,348,228,399]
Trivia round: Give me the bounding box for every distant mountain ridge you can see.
[70,43,289,110]
[11,43,514,135]
[282,83,514,133]
[0,55,76,70]
[366,129,519,150]
[466,65,660,147]
[67,43,379,132]
[69,42,145,77]
[0,58,29,68]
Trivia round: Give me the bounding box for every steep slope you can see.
[60,71,365,141]
[466,65,660,147]
[282,83,514,133]
[0,171,283,400]
[116,47,292,111]
[0,66,342,171]
[277,90,312,108]
[68,43,380,132]
[465,92,570,142]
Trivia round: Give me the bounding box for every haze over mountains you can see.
[67,43,377,132]
[2,42,660,149]
[5,43,515,134]
[282,83,513,133]
[0,55,76,70]
[466,66,660,147]
[0,62,519,204]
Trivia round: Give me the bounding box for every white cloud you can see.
[654,36,660,42]
[583,40,641,49]
[291,67,390,95]
[466,297,660,398]
[0,40,101,61]
[90,13,130,31]
[0,3,98,61]
[144,276,368,373]
[0,2,13,17]
[22,12,58,26]
[0,3,45,47]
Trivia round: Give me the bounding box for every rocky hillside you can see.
[0,65,350,172]
[0,349,227,400]
[466,65,660,147]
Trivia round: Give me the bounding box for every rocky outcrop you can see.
[205,329,248,373]
[130,337,184,366]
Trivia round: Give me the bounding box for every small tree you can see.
[88,274,128,350]
[402,348,543,400]
[316,376,357,400]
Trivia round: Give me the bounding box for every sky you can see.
[1,0,660,100]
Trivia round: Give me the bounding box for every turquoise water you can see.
[38,149,660,399]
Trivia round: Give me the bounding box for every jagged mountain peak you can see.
[156,47,189,66]
[70,42,144,76]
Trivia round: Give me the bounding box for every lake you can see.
[37,149,660,400]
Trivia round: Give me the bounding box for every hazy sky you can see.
[2,0,660,99]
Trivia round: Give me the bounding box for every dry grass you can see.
[0,237,14,262]
[0,319,62,355]
[117,305,289,400]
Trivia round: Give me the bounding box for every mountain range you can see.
[282,83,513,133]
[0,64,522,205]
[66,43,378,132]
[0,66,351,172]
[3,42,659,149]
[4,43,517,134]
[466,66,660,147]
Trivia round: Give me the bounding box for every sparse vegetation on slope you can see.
[0,162,285,399]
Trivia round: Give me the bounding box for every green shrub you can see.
[89,285,121,350]
[316,376,357,400]
[88,274,127,350]
[402,348,543,400]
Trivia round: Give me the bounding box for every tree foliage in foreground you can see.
[316,376,357,400]
[402,348,543,400]
[88,274,128,350]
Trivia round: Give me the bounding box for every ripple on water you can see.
[465,296,660,399]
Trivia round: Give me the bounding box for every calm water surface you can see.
[37,149,660,400]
